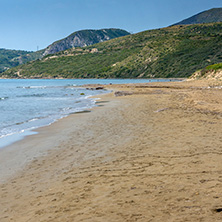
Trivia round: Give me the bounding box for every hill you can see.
[2,23,222,79]
[0,29,130,73]
[172,8,222,26]
[43,29,130,56]
[0,49,40,73]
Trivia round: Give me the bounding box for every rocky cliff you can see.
[43,29,130,56]
[0,28,130,72]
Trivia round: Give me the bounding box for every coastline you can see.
[0,92,114,183]
[1,79,222,221]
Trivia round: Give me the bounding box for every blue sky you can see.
[0,0,221,51]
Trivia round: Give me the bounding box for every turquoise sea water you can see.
[0,79,176,148]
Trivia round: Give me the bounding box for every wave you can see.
[17,86,47,89]
[1,117,46,129]
[0,97,9,101]
[0,128,37,141]
[17,93,47,98]
[16,85,75,89]
[66,84,76,87]
[0,116,51,138]
[16,84,79,90]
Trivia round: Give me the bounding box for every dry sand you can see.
[1,79,222,221]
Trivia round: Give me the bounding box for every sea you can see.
[0,78,176,148]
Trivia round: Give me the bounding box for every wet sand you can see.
[1,80,222,221]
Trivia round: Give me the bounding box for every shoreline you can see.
[0,78,182,180]
[0,78,177,151]
[0,95,100,150]
[0,92,114,183]
[1,79,222,221]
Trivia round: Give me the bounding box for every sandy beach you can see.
[1,79,222,221]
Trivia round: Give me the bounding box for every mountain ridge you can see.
[172,8,222,26]
[2,8,222,78]
[43,28,130,56]
[0,28,130,73]
[2,22,222,79]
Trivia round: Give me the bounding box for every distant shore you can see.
[1,79,222,221]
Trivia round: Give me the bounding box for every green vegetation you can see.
[63,28,130,43]
[173,8,222,25]
[43,28,130,56]
[0,48,44,73]
[2,23,222,79]
[0,29,129,73]
[190,62,222,80]
[205,63,222,71]
[0,49,31,72]
[195,62,222,79]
